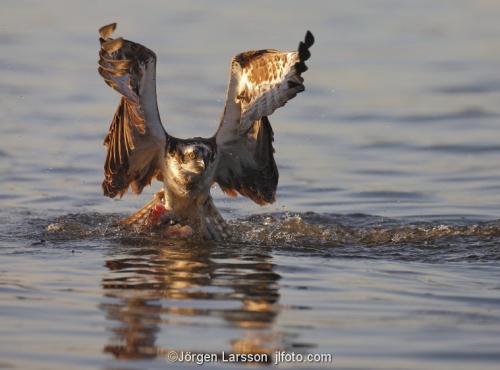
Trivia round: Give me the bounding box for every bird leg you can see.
[120,189,193,238]
[120,189,167,226]
[202,197,230,240]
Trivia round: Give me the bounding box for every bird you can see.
[97,23,314,240]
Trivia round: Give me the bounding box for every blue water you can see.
[1,1,500,369]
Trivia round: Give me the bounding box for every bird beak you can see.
[198,158,206,170]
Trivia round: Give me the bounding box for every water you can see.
[1,0,500,369]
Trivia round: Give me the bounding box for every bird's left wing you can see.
[214,31,314,204]
[98,23,167,198]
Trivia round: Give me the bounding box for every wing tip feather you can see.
[102,37,124,53]
[295,30,314,74]
[305,30,315,47]
[298,41,311,61]
[99,23,117,39]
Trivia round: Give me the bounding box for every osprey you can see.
[97,23,314,240]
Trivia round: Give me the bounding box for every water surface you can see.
[1,1,500,369]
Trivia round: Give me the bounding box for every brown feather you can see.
[98,23,166,198]
[102,98,163,198]
[234,31,314,132]
[215,31,314,206]
[99,23,117,39]
[215,117,278,205]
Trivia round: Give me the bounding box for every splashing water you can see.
[31,211,500,263]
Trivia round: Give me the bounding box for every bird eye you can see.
[185,151,196,161]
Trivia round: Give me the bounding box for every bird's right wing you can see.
[98,23,167,198]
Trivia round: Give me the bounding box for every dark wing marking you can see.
[214,31,314,204]
[98,23,167,198]
[215,116,278,204]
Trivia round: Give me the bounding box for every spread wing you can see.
[98,23,167,198]
[214,31,314,205]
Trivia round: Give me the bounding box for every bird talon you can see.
[162,224,194,239]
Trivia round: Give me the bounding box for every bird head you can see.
[167,139,216,185]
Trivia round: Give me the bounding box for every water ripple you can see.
[342,107,498,124]
[21,211,499,265]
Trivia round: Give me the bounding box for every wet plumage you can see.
[97,23,314,240]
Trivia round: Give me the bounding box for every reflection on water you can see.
[100,240,288,362]
[2,0,500,369]
[1,211,500,370]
